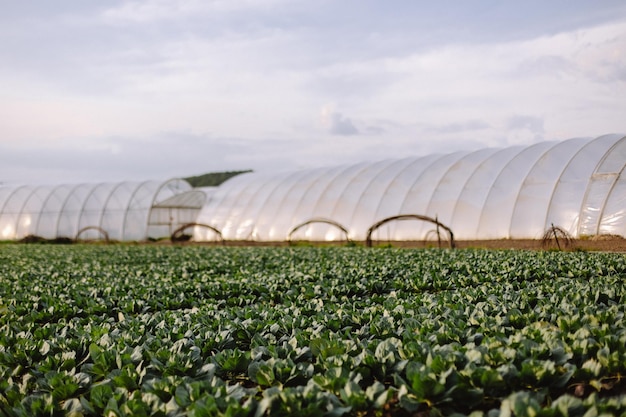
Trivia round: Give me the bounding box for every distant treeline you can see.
[183,170,252,188]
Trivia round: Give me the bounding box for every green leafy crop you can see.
[0,245,625,416]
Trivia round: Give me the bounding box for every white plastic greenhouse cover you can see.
[0,179,190,241]
[194,134,626,241]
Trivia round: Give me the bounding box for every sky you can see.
[1,0,626,185]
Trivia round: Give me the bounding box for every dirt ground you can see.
[179,235,626,252]
[388,236,626,252]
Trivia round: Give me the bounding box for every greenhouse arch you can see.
[75,226,110,242]
[287,218,350,242]
[171,223,224,244]
[365,214,455,248]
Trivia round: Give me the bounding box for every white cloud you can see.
[102,0,201,22]
[507,115,544,133]
[353,20,626,141]
[505,115,546,144]
[101,0,291,23]
[0,3,625,183]
[320,105,359,135]
[330,113,358,136]
[428,120,492,134]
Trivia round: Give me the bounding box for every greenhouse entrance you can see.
[147,189,207,240]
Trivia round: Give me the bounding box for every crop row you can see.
[0,245,625,416]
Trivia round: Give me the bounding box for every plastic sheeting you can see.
[195,134,626,241]
[147,189,208,238]
[0,179,190,241]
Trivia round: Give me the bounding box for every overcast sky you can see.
[2,0,625,184]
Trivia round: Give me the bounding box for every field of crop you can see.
[1,245,626,416]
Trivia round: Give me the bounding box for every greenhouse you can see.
[193,133,626,242]
[1,133,624,243]
[0,179,197,241]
